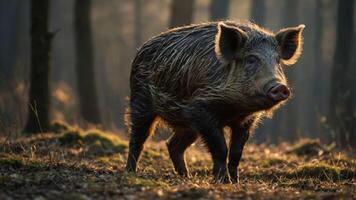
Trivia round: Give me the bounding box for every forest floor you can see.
[0,122,355,200]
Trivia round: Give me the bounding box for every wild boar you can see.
[125,21,305,183]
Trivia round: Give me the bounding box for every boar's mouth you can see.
[240,94,280,112]
[248,97,288,114]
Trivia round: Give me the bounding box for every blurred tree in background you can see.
[250,0,265,26]
[210,0,230,20]
[329,0,355,148]
[24,0,52,133]
[169,0,195,28]
[74,0,101,124]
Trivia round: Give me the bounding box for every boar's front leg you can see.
[186,105,231,183]
[228,123,250,183]
[202,126,230,183]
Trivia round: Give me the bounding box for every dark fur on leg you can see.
[227,119,256,183]
[126,96,156,172]
[186,104,231,183]
[167,129,198,177]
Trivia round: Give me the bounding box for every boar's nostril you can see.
[267,84,290,101]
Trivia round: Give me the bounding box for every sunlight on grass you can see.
[290,163,342,181]
[0,157,45,169]
[123,173,170,189]
[261,157,287,167]
[49,120,72,133]
[58,129,128,156]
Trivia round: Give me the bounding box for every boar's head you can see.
[214,22,305,113]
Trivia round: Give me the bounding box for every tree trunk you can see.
[24,0,52,133]
[329,0,355,148]
[349,31,356,148]
[74,0,101,124]
[0,0,20,83]
[210,0,230,20]
[250,0,266,26]
[169,0,194,28]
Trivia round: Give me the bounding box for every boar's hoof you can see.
[230,176,239,184]
[125,160,137,173]
[214,174,232,184]
[177,170,192,178]
[173,166,191,178]
[228,168,239,183]
[213,167,231,184]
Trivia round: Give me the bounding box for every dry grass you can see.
[0,125,355,199]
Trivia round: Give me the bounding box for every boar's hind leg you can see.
[228,124,250,183]
[167,129,198,177]
[126,97,156,173]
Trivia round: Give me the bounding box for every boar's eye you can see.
[246,55,259,65]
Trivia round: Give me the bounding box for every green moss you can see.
[84,132,127,152]
[58,129,127,156]
[0,157,45,169]
[244,162,355,183]
[12,128,128,157]
[59,130,83,145]
[261,158,286,167]
[50,121,71,133]
[290,163,341,181]
[0,158,24,168]
[83,130,128,155]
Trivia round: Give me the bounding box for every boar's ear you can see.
[275,24,305,65]
[215,22,248,61]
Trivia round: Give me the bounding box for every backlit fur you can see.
[126,21,304,181]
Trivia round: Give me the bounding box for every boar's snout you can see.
[267,84,290,102]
